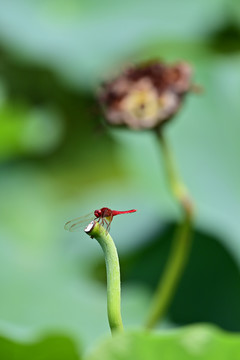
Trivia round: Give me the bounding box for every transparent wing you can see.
[64,212,94,232]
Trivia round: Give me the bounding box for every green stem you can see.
[145,130,194,329]
[85,221,124,334]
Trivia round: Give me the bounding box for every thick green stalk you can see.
[85,221,123,334]
[145,130,194,329]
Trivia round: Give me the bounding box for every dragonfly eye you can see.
[94,210,101,218]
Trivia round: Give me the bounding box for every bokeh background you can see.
[0,0,240,357]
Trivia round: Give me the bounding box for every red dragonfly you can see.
[64,207,137,233]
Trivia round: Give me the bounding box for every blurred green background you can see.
[0,0,240,358]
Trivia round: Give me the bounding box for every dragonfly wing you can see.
[64,212,94,232]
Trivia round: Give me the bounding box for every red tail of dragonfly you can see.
[64,207,137,233]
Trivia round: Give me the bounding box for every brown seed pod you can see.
[98,60,194,130]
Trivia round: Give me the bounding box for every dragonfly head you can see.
[94,209,101,218]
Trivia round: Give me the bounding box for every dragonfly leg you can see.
[103,218,108,231]
[106,214,113,233]
[98,217,106,230]
[98,216,112,234]
[100,218,109,234]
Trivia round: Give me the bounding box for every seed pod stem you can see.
[85,221,124,334]
[145,130,194,329]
